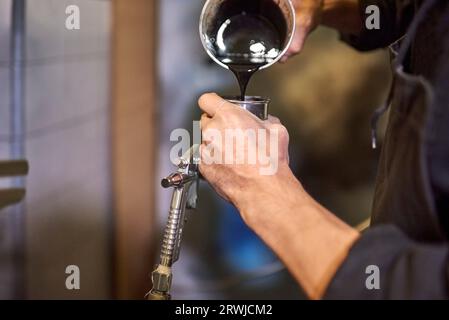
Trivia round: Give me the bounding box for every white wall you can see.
[0,0,113,299]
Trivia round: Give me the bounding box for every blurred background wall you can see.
[0,0,14,298]
[112,0,157,299]
[0,0,391,299]
[0,0,112,299]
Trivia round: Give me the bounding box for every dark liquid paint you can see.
[209,0,287,100]
[228,63,261,101]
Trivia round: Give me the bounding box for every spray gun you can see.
[148,97,269,300]
[148,145,200,300]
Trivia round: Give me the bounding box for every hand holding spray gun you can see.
[148,97,270,300]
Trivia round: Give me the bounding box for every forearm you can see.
[321,0,363,35]
[234,165,360,299]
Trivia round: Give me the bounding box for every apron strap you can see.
[370,0,439,149]
[371,80,395,149]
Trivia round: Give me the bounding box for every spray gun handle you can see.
[148,145,200,300]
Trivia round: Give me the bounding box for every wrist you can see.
[233,164,312,230]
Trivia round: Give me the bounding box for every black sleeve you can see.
[341,0,416,51]
[323,225,449,299]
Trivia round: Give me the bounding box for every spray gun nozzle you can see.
[161,173,196,188]
[161,173,183,188]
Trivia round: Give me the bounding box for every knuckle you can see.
[198,93,209,106]
[201,123,212,133]
[199,92,217,105]
[270,122,285,131]
[200,113,210,127]
[202,127,211,138]
[281,127,290,141]
[268,115,281,124]
[199,147,210,167]
[289,42,302,54]
[198,162,208,177]
[298,14,315,30]
[271,123,289,141]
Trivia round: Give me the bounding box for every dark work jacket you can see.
[324,0,449,299]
